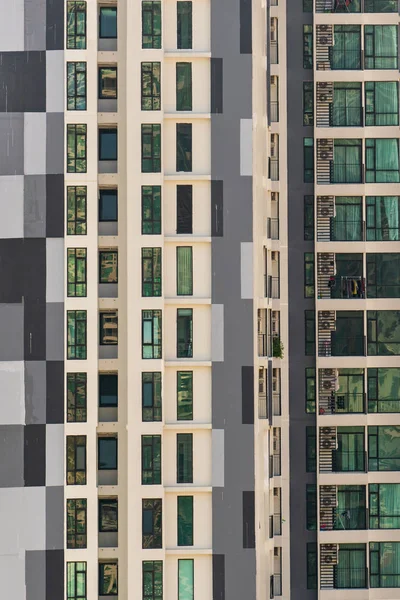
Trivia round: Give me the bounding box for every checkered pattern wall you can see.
[0,0,64,598]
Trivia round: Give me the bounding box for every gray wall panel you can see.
[26,551,46,600]
[0,304,24,361]
[0,0,24,51]
[0,362,25,424]
[0,425,24,487]
[46,361,64,424]
[46,303,64,360]
[46,549,64,600]
[24,175,47,237]
[46,113,64,174]
[0,177,24,238]
[46,0,64,50]
[25,0,47,51]
[0,53,46,112]
[24,424,46,486]
[286,1,317,598]
[0,114,24,175]
[46,486,64,547]
[46,174,64,237]
[25,361,47,425]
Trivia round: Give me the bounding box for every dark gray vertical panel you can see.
[24,424,46,486]
[25,303,47,361]
[211,180,223,237]
[213,555,225,600]
[266,4,271,125]
[241,366,254,424]
[240,0,252,54]
[211,58,223,114]
[46,361,64,424]
[0,239,23,302]
[23,239,46,303]
[287,0,317,598]
[46,549,64,600]
[46,175,64,237]
[242,491,255,548]
[46,0,64,50]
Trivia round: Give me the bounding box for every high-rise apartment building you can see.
[0,0,400,599]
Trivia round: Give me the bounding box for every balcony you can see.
[258,333,271,358]
[265,276,280,299]
[270,101,279,122]
[270,454,281,477]
[316,0,397,11]
[267,218,279,240]
[319,391,365,415]
[270,574,282,598]
[270,41,278,65]
[258,368,268,419]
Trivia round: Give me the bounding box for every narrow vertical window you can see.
[142,248,162,297]
[177,371,193,420]
[304,252,315,298]
[67,435,87,484]
[99,189,118,223]
[306,484,317,529]
[306,426,316,472]
[99,7,117,39]
[99,373,118,408]
[142,561,163,600]
[99,128,118,161]
[99,311,118,345]
[178,559,194,600]
[67,373,87,422]
[67,124,87,173]
[141,62,161,110]
[99,563,118,596]
[176,63,192,111]
[142,499,162,549]
[67,62,87,110]
[177,2,192,49]
[177,309,193,358]
[177,496,193,546]
[67,186,87,235]
[307,544,317,589]
[304,195,314,241]
[176,124,192,172]
[67,1,86,49]
[305,310,315,356]
[303,82,314,126]
[67,248,87,297]
[142,435,162,484]
[99,251,118,283]
[177,247,193,295]
[142,372,162,422]
[305,368,316,414]
[177,185,193,234]
[67,499,87,548]
[67,562,87,600]
[303,138,314,183]
[142,1,162,49]
[303,25,313,69]
[142,186,162,234]
[67,310,87,359]
[177,433,193,483]
[99,498,118,532]
[142,310,162,359]
[142,124,161,173]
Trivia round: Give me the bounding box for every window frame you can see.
[67,248,87,297]
[306,426,316,472]
[67,499,87,549]
[99,310,118,345]
[67,1,87,49]
[99,6,117,39]
[303,82,314,126]
[142,561,163,600]
[67,310,87,360]
[177,308,193,358]
[303,25,313,69]
[99,373,118,408]
[99,189,118,223]
[99,250,118,284]
[306,484,317,530]
[142,247,162,297]
[177,185,193,234]
[98,498,118,533]
[142,499,163,549]
[67,186,87,235]
[67,435,87,485]
[176,123,192,172]
[67,561,87,600]
[177,1,193,50]
[305,367,316,414]
[67,124,87,173]
[303,137,314,183]
[142,1,162,49]
[99,562,118,596]
[67,62,87,110]
[304,195,314,241]
[99,128,118,161]
[364,25,398,70]
[142,186,162,235]
[142,372,162,422]
[177,371,193,421]
[176,62,193,111]
[142,435,162,485]
[67,373,87,423]
[305,310,316,356]
[304,252,315,298]
[98,66,118,100]
[307,543,317,589]
[142,124,161,173]
[177,433,193,484]
[98,436,118,471]
[178,559,194,600]
[141,62,161,111]
[142,310,162,359]
[176,246,193,296]
[177,495,194,546]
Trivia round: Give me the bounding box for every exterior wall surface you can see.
[0,0,64,598]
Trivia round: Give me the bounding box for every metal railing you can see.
[330,162,363,184]
[328,276,365,299]
[333,567,368,589]
[270,101,279,122]
[269,158,279,181]
[270,41,278,64]
[319,392,365,414]
[332,449,366,472]
[330,219,364,242]
[267,217,279,240]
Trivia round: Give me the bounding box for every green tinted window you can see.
[67,186,87,235]
[304,138,314,183]
[142,310,162,359]
[305,310,315,356]
[303,82,314,126]
[99,251,118,284]
[67,124,87,173]
[370,542,400,587]
[141,62,161,110]
[177,371,193,420]
[99,563,118,595]
[303,25,313,69]
[368,426,400,471]
[306,368,316,413]
[306,427,316,472]
[367,311,400,355]
[178,559,194,600]
[142,1,161,48]
[143,561,163,600]
[142,125,161,173]
[142,499,162,549]
[68,248,87,297]
[67,499,87,549]
[67,1,86,49]
[368,368,400,413]
[67,62,86,110]
[304,195,314,241]
[177,309,193,358]
[176,124,192,172]
[67,373,87,423]
[177,247,193,295]
[142,186,161,235]
[304,252,315,297]
[142,435,162,484]
[67,562,87,600]
[306,484,317,530]
[176,63,192,111]
[177,433,193,483]
[142,372,162,422]
[99,66,117,99]
[177,2,192,49]
[307,544,317,589]
[67,435,86,485]
[369,484,400,529]
[177,496,193,546]
[142,248,162,297]
[67,310,87,359]
[365,25,398,69]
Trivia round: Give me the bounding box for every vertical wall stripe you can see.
[240,242,253,299]
[211,58,223,114]
[240,119,252,177]
[211,180,223,237]
[241,366,254,424]
[45,549,64,600]
[212,555,226,600]
[239,0,252,54]
[24,424,46,486]
[212,429,225,487]
[242,491,255,548]
[211,304,224,362]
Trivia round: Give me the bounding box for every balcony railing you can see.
[266,276,280,299]
[270,41,278,64]
[316,0,397,11]
[329,105,363,127]
[333,567,368,590]
[328,276,365,299]
[267,217,279,240]
[258,333,271,357]
[269,158,279,181]
[319,335,366,357]
[319,392,365,415]
[332,449,366,472]
[330,220,364,242]
[273,514,282,535]
[270,101,279,122]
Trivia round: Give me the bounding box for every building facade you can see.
[1,0,400,599]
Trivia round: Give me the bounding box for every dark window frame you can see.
[306,484,317,530]
[304,195,314,241]
[67,0,87,49]
[177,371,193,421]
[303,25,313,69]
[99,373,118,408]
[99,6,117,39]
[99,250,118,284]
[98,66,118,100]
[176,62,193,111]
[306,426,316,472]
[305,367,316,414]
[303,137,314,183]
[98,562,118,596]
[142,435,162,485]
[67,248,87,298]
[98,498,118,533]
[99,310,118,345]
[142,372,162,422]
[67,124,87,173]
[142,247,162,297]
[142,310,162,359]
[177,185,193,234]
[303,81,314,126]
[142,186,162,235]
[141,124,161,173]
[142,498,163,549]
[98,436,118,471]
[177,308,193,358]
[67,186,87,235]
[67,62,87,110]
[67,372,87,423]
[141,62,161,111]
[176,123,192,172]
[99,188,118,222]
[67,310,87,360]
[67,435,87,485]
[67,562,87,600]
[177,1,193,49]
[177,495,194,546]
[67,498,87,549]
[305,310,316,356]
[304,252,315,298]
[142,1,162,49]
[99,128,118,161]
[142,561,163,600]
[177,433,193,483]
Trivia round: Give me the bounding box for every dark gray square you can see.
[0,425,24,487]
[0,52,46,112]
